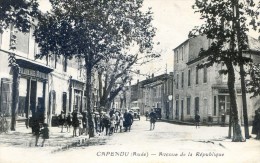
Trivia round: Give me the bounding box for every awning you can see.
[16,57,53,73]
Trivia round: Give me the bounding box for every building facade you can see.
[173,35,260,124]
[0,23,91,127]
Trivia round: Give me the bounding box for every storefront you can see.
[16,58,53,125]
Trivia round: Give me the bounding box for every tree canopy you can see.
[34,0,157,137]
[0,0,38,33]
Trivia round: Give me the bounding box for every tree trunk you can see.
[228,108,232,139]
[239,64,250,139]
[85,59,94,138]
[11,66,20,131]
[233,0,249,139]
[226,62,244,142]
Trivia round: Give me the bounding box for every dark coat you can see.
[59,113,66,125]
[72,113,79,128]
[195,114,200,122]
[102,116,110,128]
[66,114,72,126]
[252,111,260,134]
[124,112,133,127]
[41,127,49,139]
[149,111,157,123]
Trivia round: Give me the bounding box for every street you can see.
[0,117,260,163]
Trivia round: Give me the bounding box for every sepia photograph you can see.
[0,0,260,163]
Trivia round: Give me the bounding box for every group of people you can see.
[57,108,135,137]
[94,108,134,136]
[58,110,87,137]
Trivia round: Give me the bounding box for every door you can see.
[30,80,37,117]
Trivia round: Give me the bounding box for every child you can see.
[119,115,124,132]
[109,114,116,135]
[41,123,49,147]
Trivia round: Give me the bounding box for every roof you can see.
[16,56,53,73]
[140,74,168,88]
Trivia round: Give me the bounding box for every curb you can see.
[51,137,90,153]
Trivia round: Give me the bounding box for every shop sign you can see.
[19,67,48,80]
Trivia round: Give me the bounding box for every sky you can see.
[39,0,202,82]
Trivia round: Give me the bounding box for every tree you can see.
[0,0,39,131]
[189,0,257,142]
[34,0,156,137]
[247,63,260,97]
[246,1,260,98]
[96,46,159,112]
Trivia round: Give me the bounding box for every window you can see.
[226,96,230,115]
[214,96,216,116]
[14,28,30,54]
[196,67,199,85]
[62,92,67,113]
[181,72,184,88]
[188,69,191,86]
[218,95,231,115]
[187,97,191,115]
[203,66,207,83]
[195,97,199,114]
[176,74,179,89]
[176,100,179,118]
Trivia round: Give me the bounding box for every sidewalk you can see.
[0,121,100,152]
[160,118,195,125]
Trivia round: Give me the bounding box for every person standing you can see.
[82,112,88,135]
[34,118,41,146]
[59,111,66,132]
[66,112,72,132]
[252,108,260,139]
[149,109,157,130]
[145,110,149,121]
[102,114,110,135]
[40,123,49,147]
[114,112,120,133]
[195,112,200,129]
[119,115,124,132]
[72,110,79,137]
[109,114,116,135]
[123,110,133,132]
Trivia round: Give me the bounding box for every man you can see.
[149,109,157,130]
[195,112,200,129]
[124,110,133,132]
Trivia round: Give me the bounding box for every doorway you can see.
[30,80,37,116]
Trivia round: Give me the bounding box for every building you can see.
[127,73,173,117]
[173,35,260,124]
[0,21,92,127]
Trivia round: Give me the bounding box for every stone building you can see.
[0,22,90,127]
[173,35,260,124]
[129,73,173,117]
